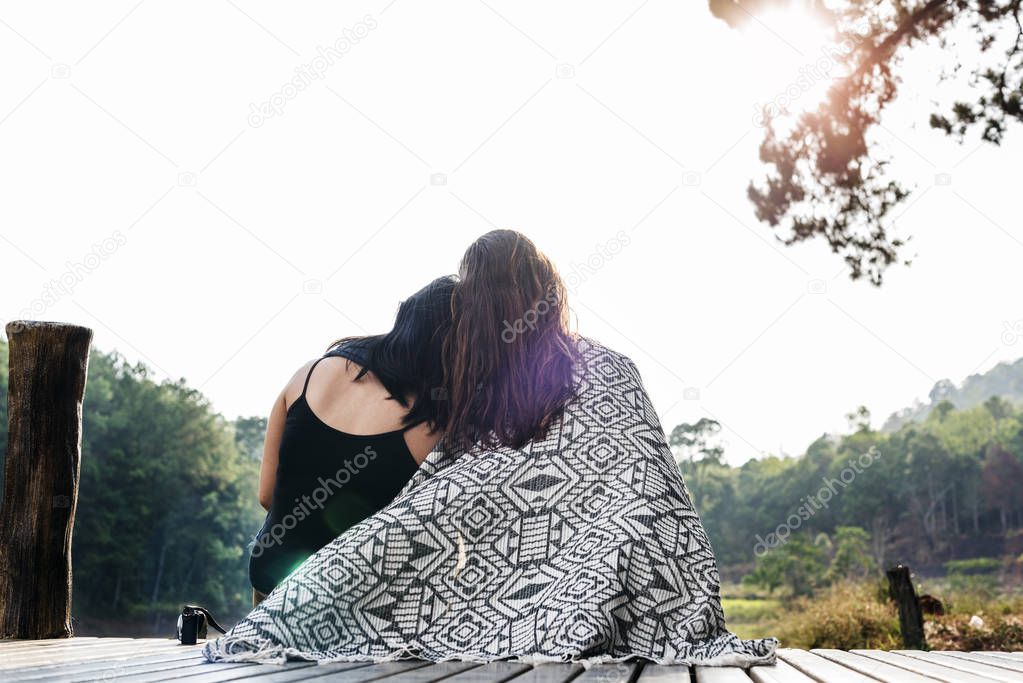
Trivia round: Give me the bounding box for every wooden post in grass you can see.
[887,564,926,650]
[0,321,92,639]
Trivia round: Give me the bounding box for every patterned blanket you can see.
[203,338,777,665]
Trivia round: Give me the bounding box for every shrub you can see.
[772,582,900,649]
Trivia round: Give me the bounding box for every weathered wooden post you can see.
[0,321,92,639]
[887,564,926,650]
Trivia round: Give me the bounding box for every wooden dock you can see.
[1,639,1022,683]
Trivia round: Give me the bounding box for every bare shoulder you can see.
[283,357,360,408]
[282,360,316,408]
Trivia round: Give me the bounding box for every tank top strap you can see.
[300,356,331,399]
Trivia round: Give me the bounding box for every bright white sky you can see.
[2,1,1021,464]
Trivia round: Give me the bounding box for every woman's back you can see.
[248,276,456,597]
[302,355,406,434]
[249,346,436,595]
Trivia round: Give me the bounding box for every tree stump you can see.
[887,564,927,650]
[0,321,92,639]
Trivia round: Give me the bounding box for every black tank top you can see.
[249,343,420,594]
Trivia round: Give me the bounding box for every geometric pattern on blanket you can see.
[204,338,777,666]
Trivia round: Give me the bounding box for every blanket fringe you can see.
[204,637,778,668]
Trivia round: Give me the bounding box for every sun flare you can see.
[745,6,848,121]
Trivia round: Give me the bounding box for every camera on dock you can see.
[176,604,226,645]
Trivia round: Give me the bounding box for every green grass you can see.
[721,596,782,640]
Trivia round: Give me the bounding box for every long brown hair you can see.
[444,230,577,450]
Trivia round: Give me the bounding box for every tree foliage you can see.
[828,525,876,581]
[673,397,1023,572]
[745,533,829,596]
[711,0,1023,284]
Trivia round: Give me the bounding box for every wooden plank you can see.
[162,661,434,683]
[272,661,435,683]
[93,661,258,682]
[441,662,532,683]
[0,636,104,650]
[941,651,1023,672]
[694,666,752,683]
[0,638,177,660]
[573,663,642,683]
[812,650,938,683]
[637,664,691,683]
[506,663,583,683]
[0,639,179,668]
[367,661,480,683]
[0,636,133,654]
[748,660,816,683]
[893,650,1023,682]
[290,661,574,683]
[7,642,193,670]
[852,649,993,683]
[4,647,203,681]
[985,653,1023,662]
[131,662,329,683]
[778,648,879,683]
[0,639,144,666]
[0,638,179,668]
[0,638,102,650]
[204,664,378,683]
[27,656,215,683]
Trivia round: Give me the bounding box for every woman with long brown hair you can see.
[207,230,775,666]
[443,229,577,452]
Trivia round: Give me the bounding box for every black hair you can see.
[329,275,457,431]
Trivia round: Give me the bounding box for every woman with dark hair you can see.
[208,234,775,665]
[248,275,456,604]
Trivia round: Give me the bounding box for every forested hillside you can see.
[883,357,1023,431]
[675,398,1023,577]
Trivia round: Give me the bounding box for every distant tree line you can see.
[672,397,1023,576]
